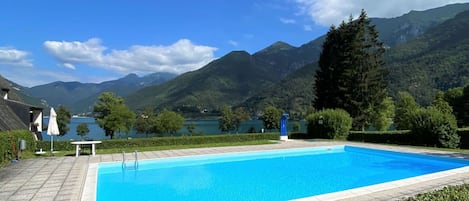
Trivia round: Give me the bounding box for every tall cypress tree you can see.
[314,10,388,130]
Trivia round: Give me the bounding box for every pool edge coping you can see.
[80,142,469,201]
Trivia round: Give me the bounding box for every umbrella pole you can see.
[51,135,54,156]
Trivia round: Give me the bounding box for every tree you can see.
[370,97,395,131]
[76,123,89,140]
[93,92,135,139]
[134,108,157,135]
[233,107,250,133]
[394,92,420,130]
[262,106,282,131]
[155,109,184,135]
[56,105,71,136]
[314,10,388,130]
[444,86,465,127]
[219,106,235,133]
[432,92,453,114]
[186,122,196,135]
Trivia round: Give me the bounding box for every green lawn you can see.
[21,139,276,158]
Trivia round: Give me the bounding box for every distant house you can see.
[0,88,43,140]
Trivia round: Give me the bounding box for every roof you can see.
[0,99,28,131]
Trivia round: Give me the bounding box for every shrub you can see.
[409,107,460,148]
[458,127,469,149]
[0,130,35,164]
[404,184,469,201]
[36,133,279,151]
[306,109,352,139]
[348,130,411,144]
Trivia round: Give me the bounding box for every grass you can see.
[19,139,277,158]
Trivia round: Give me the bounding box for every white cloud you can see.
[294,0,469,27]
[43,38,217,74]
[62,63,76,70]
[280,17,296,24]
[0,47,33,67]
[228,40,239,47]
[303,25,313,31]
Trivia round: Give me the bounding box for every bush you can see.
[409,107,460,148]
[348,130,411,144]
[0,130,36,164]
[36,133,279,151]
[404,184,469,201]
[458,127,469,149]
[306,109,352,139]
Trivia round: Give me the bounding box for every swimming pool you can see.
[96,146,469,201]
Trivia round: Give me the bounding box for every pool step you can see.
[122,150,139,171]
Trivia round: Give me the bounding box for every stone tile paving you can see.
[0,140,468,201]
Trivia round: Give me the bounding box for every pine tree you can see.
[314,10,388,130]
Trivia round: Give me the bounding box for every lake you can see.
[42,117,307,141]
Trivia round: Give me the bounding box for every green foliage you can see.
[386,10,469,106]
[432,91,453,114]
[314,10,388,130]
[444,86,466,127]
[93,92,135,139]
[76,123,89,140]
[292,122,301,132]
[36,133,279,151]
[233,107,250,132]
[262,106,282,130]
[155,109,185,135]
[219,106,235,133]
[306,109,353,139]
[348,130,411,144]
[186,122,196,135]
[0,130,35,165]
[371,96,395,131]
[394,91,421,130]
[459,127,469,148]
[134,108,157,134]
[56,105,71,136]
[404,184,469,201]
[409,107,460,148]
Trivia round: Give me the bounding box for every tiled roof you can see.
[0,99,28,131]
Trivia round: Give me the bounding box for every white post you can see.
[50,135,54,155]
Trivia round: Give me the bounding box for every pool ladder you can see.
[122,150,139,171]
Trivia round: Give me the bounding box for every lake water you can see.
[42,117,306,141]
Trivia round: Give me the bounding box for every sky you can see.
[1,0,468,87]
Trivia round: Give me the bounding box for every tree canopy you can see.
[93,92,135,139]
[56,105,71,136]
[262,106,282,131]
[314,10,388,130]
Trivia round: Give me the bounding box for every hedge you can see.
[348,128,469,148]
[36,133,280,151]
[0,130,36,164]
[348,130,412,144]
[459,127,469,149]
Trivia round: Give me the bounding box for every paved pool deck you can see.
[1,140,469,201]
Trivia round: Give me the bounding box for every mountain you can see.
[125,39,324,115]
[385,9,469,105]
[25,72,176,113]
[247,6,469,112]
[0,75,44,107]
[126,3,469,115]
[372,3,469,46]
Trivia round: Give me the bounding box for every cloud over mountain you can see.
[0,47,32,67]
[294,0,469,26]
[44,38,217,74]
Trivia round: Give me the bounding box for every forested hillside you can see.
[386,9,469,105]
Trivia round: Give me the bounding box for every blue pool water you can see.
[97,146,469,201]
